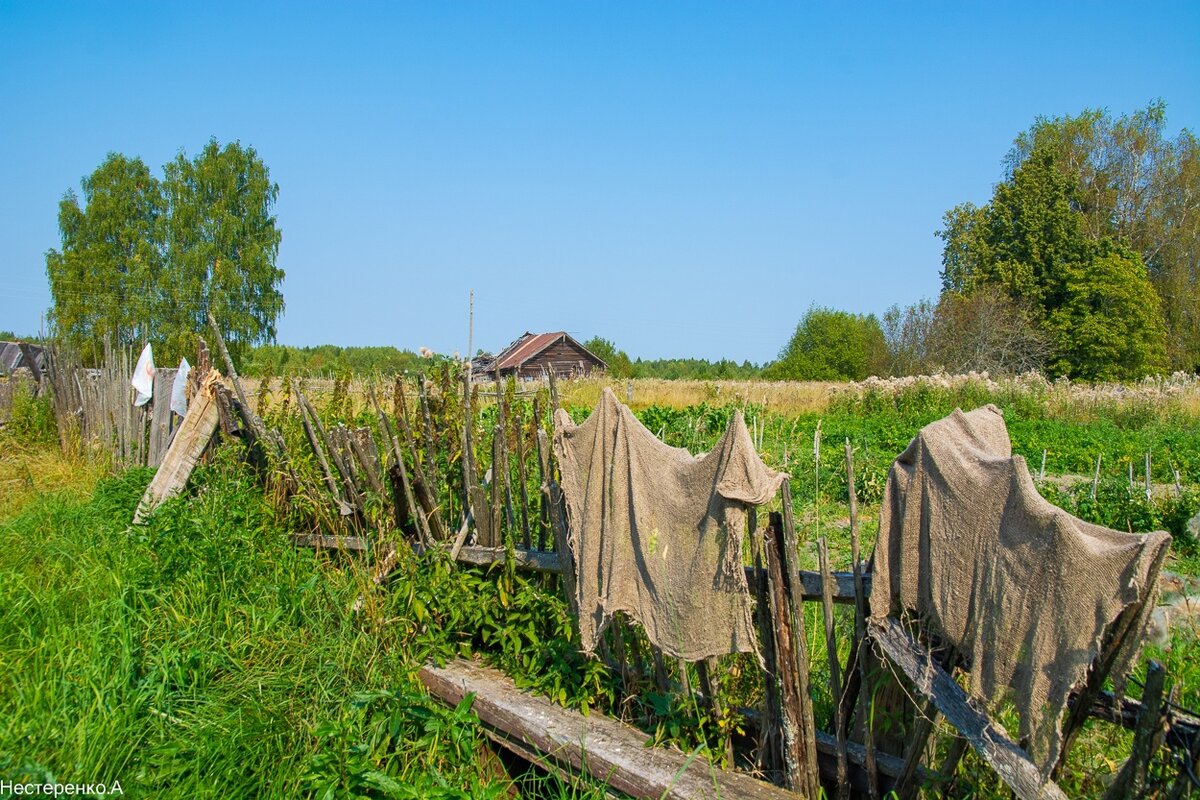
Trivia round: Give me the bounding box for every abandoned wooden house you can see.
[472,331,605,380]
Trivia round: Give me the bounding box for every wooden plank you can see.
[133,370,221,523]
[419,659,797,800]
[869,618,1068,800]
[456,545,563,573]
[291,533,370,551]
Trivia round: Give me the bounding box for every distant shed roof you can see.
[473,332,606,376]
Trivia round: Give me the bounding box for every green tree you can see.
[1042,242,1167,380]
[766,306,887,381]
[1004,102,1200,367]
[45,141,285,365]
[582,336,633,378]
[939,148,1167,380]
[162,139,284,361]
[45,153,166,360]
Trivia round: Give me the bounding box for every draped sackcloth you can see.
[869,405,1171,772]
[553,388,785,662]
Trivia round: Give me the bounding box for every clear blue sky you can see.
[2,2,1198,363]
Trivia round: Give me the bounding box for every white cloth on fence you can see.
[131,343,155,407]
[170,357,191,417]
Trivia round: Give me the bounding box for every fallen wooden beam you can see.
[869,618,1067,800]
[455,545,564,573]
[291,533,370,551]
[419,658,797,800]
[133,369,221,524]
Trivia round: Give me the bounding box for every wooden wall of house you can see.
[511,339,603,379]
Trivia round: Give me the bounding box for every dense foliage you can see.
[936,102,1194,379]
[764,306,887,381]
[45,140,283,365]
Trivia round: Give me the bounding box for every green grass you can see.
[0,447,611,799]
[5,377,1200,798]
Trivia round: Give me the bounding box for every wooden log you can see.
[419,659,797,800]
[869,617,1068,800]
[1103,660,1167,800]
[818,537,849,799]
[133,370,222,524]
[765,510,822,798]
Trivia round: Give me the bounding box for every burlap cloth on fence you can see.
[553,388,785,662]
[869,405,1171,772]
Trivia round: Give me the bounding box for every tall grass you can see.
[0,448,608,798]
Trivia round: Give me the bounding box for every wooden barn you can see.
[473,332,605,380]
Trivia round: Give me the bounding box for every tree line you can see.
[771,102,1198,382]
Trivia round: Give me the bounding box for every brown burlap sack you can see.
[553,388,785,662]
[869,405,1171,772]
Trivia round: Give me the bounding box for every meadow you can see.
[1,372,1197,798]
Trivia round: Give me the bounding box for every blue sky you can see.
[2,2,1197,363]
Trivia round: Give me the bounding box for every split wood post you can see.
[490,427,505,548]
[515,415,532,549]
[298,386,364,514]
[845,439,879,799]
[548,368,560,410]
[533,396,551,551]
[396,379,447,541]
[765,504,822,798]
[347,427,386,496]
[751,509,783,777]
[1146,451,1153,502]
[461,371,492,548]
[818,537,849,799]
[536,427,574,603]
[370,386,430,544]
[1103,660,1166,800]
[1039,449,1047,482]
[417,374,442,493]
[295,382,348,506]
